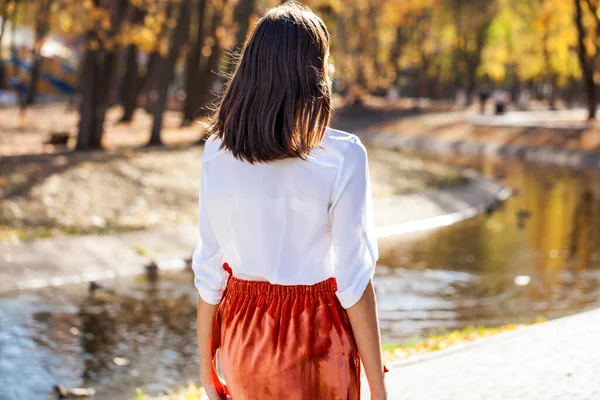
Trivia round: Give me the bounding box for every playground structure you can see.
[1,35,78,98]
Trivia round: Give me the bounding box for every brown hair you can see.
[207,2,332,163]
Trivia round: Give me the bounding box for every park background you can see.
[1,0,600,399]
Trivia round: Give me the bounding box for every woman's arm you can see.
[197,298,222,400]
[328,138,386,398]
[346,281,387,400]
[193,164,226,400]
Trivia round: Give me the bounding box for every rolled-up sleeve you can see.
[329,138,379,309]
[192,171,227,304]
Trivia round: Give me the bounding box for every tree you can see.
[192,0,227,118]
[76,0,129,150]
[574,0,597,119]
[0,1,8,49]
[446,0,497,105]
[0,0,12,89]
[230,0,256,64]
[182,0,209,125]
[149,0,193,146]
[24,0,52,106]
[118,3,146,123]
[479,0,579,109]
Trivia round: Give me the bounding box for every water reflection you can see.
[0,159,599,399]
[0,276,201,400]
[378,159,600,341]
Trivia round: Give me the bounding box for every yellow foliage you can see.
[129,382,207,400]
[30,0,597,92]
[479,0,580,86]
[382,323,534,364]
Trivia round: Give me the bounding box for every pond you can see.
[377,158,600,340]
[1,158,600,399]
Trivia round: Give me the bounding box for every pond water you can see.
[377,158,600,340]
[1,158,600,399]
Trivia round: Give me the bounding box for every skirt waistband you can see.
[226,276,338,296]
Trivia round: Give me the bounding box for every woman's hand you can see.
[201,383,224,400]
[370,386,388,400]
[197,298,222,399]
[345,281,387,400]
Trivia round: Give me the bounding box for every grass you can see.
[380,322,544,364]
[129,384,207,400]
[129,321,545,400]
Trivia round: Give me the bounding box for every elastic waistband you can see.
[226,276,338,296]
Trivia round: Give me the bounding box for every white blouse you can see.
[192,128,378,309]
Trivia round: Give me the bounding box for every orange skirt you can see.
[211,268,361,399]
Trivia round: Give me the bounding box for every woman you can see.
[193,3,387,399]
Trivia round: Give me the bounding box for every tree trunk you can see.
[149,0,192,146]
[142,51,159,112]
[76,48,101,150]
[9,1,17,62]
[368,2,381,85]
[148,55,170,146]
[76,49,116,150]
[0,1,7,48]
[8,1,23,105]
[76,0,129,150]
[194,5,226,118]
[0,1,7,89]
[418,55,429,99]
[91,49,120,147]
[25,0,52,106]
[432,63,442,99]
[182,0,209,124]
[119,44,140,122]
[574,0,596,119]
[233,0,255,50]
[390,25,405,88]
[25,53,43,106]
[144,1,174,114]
[225,0,256,75]
[541,30,556,110]
[509,63,520,107]
[118,4,145,122]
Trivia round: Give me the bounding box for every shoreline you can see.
[0,170,509,294]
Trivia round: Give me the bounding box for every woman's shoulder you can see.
[319,128,367,163]
[322,127,362,149]
[201,135,224,164]
[306,128,366,168]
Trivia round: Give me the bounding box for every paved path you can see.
[364,109,600,169]
[363,308,600,399]
[0,175,507,293]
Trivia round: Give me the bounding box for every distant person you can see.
[478,83,491,114]
[193,3,386,400]
[455,87,467,107]
[493,89,510,115]
[517,88,530,110]
[387,85,399,102]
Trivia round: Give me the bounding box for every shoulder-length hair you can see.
[207,2,332,163]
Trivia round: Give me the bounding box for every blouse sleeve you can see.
[191,172,227,304]
[329,138,379,309]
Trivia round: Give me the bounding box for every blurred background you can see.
[1,0,600,399]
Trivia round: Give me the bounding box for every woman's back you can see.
[194,127,377,308]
